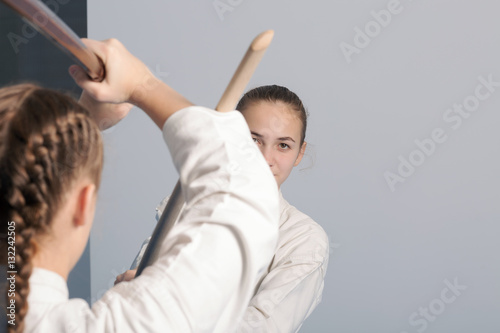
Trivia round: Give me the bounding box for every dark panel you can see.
[0,0,91,302]
[0,0,87,96]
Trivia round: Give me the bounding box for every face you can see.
[241,101,306,188]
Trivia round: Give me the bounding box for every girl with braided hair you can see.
[0,83,104,333]
[1,38,279,332]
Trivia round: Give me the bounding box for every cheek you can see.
[275,153,298,172]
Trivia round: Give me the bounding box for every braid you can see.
[0,84,103,332]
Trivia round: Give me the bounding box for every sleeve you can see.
[236,223,329,333]
[56,106,280,333]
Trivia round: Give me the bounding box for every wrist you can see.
[129,72,163,106]
[132,80,194,129]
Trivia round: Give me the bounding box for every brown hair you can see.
[0,84,103,333]
[236,85,309,145]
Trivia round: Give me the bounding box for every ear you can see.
[73,182,97,227]
[294,141,307,167]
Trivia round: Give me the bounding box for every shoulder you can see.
[280,197,329,244]
[276,197,329,265]
[25,298,90,333]
[26,268,92,332]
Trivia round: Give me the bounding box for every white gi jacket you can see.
[133,190,329,333]
[24,106,280,332]
[236,192,329,333]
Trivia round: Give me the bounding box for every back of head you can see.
[0,84,103,333]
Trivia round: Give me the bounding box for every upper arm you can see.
[237,226,330,332]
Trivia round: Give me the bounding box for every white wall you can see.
[88,1,500,332]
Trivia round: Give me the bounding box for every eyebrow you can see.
[251,131,296,143]
[251,131,263,137]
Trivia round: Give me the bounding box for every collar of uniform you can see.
[278,190,289,227]
[28,267,69,303]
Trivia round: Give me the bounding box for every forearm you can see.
[78,79,193,130]
[130,78,193,129]
[237,263,326,333]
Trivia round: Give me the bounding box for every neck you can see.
[32,243,71,281]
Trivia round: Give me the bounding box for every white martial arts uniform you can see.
[23,106,280,333]
[236,192,329,333]
[133,191,329,333]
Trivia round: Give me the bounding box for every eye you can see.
[252,137,260,144]
[279,143,290,150]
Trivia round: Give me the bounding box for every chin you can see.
[273,173,284,187]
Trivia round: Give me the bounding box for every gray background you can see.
[88,1,500,332]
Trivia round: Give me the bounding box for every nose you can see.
[260,146,274,168]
